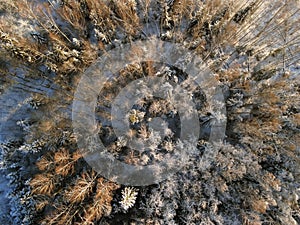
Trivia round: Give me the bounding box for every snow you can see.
[0,85,29,225]
[0,170,11,224]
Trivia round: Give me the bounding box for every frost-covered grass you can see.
[0,0,299,224]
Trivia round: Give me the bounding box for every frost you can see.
[120,187,138,211]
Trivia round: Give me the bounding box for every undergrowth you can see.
[0,0,299,224]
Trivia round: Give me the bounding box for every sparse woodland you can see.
[0,0,299,224]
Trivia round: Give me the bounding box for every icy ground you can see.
[0,83,29,225]
[0,170,10,223]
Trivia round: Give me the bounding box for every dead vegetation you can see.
[0,0,299,224]
[30,147,119,224]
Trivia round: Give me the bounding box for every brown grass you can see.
[1,0,298,224]
[36,154,54,171]
[82,178,120,224]
[55,149,82,176]
[111,0,141,36]
[64,170,97,204]
[30,173,57,196]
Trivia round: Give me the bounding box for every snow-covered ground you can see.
[0,84,29,225]
[0,61,57,223]
[0,170,10,224]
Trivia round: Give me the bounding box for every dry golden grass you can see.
[57,1,87,36]
[82,178,120,224]
[86,0,117,39]
[33,194,50,212]
[0,28,45,64]
[30,173,57,196]
[111,0,140,36]
[64,170,97,204]
[242,212,263,225]
[54,148,70,164]
[55,149,82,176]
[39,172,119,225]
[36,154,54,171]
[43,204,76,225]
[1,0,298,224]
